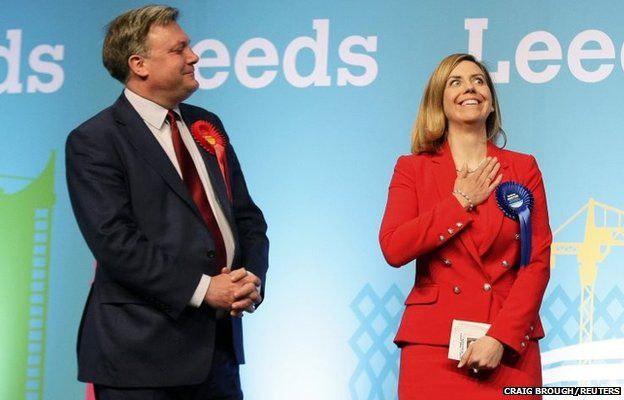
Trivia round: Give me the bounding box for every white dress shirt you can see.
[124,88,235,307]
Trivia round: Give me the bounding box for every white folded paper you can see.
[448,319,491,360]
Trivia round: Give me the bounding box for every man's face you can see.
[142,22,199,106]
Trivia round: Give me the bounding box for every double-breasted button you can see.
[443,258,452,266]
[483,283,492,292]
[453,286,461,294]
[439,235,445,242]
[501,260,509,267]
[447,228,455,234]
[520,342,527,348]
[524,335,530,340]
[207,250,216,259]
[529,325,534,331]
[515,233,520,240]
[456,222,463,228]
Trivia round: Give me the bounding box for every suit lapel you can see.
[111,95,204,222]
[432,143,483,266]
[478,142,509,255]
[179,106,236,229]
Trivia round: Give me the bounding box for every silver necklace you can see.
[455,158,486,173]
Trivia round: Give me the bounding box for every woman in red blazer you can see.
[379,53,551,399]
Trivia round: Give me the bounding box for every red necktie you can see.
[167,110,226,269]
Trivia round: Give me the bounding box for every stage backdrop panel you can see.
[1,1,623,399]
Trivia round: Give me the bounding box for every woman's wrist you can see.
[453,189,474,212]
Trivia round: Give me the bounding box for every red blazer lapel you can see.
[478,142,509,255]
[432,143,483,267]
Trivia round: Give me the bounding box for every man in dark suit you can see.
[65,5,269,400]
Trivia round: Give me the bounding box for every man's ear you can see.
[128,54,148,78]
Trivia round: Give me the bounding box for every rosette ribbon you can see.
[190,120,232,200]
[495,182,534,266]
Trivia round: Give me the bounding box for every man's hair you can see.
[411,53,504,154]
[102,5,179,83]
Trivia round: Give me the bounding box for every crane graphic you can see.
[550,198,624,343]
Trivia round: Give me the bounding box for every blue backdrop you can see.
[2,1,623,399]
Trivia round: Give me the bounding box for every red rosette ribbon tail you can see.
[190,120,232,200]
[213,144,231,200]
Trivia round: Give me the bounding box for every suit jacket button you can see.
[483,283,492,292]
[515,233,520,240]
[439,235,445,242]
[501,260,509,267]
[520,341,527,348]
[207,250,216,259]
[453,286,461,294]
[447,228,454,234]
[443,258,452,266]
[456,222,463,228]
[524,335,530,340]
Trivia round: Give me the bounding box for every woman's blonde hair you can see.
[411,53,504,154]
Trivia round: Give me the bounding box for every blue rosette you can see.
[496,182,534,267]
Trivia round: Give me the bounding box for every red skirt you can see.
[399,342,542,400]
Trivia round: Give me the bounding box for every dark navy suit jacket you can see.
[66,94,269,387]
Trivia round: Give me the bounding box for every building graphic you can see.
[0,153,56,400]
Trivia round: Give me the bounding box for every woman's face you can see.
[442,60,493,131]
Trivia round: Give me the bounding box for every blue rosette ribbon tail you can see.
[495,182,535,267]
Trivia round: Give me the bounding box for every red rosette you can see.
[190,120,232,200]
[190,120,226,155]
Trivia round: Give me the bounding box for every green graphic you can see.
[1,153,55,400]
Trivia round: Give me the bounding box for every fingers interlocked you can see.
[224,267,262,317]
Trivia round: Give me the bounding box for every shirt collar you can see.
[124,88,181,130]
